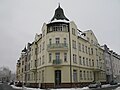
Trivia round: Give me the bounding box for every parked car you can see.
[9,81,14,85]
[110,80,117,85]
[15,81,22,87]
[88,81,102,88]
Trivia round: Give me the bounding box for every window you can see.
[73,54,77,63]
[35,60,37,67]
[73,54,75,63]
[80,70,82,80]
[86,58,88,66]
[82,44,84,52]
[92,59,94,66]
[79,56,82,65]
[72,28,75,35]
[28,74,30,81]
[72,40,76,49]
[87,71,89,80]
[39,71,41,80]
[49,53,52,62]
[83,57,85,66]
[56,38,60,44]
[85,46,87,54]
[32,49,33,55]
[28,54,31,60]
[84,71,86,80]
[37,72,38,80]
[42,55,44,65]
[64,38,67,45]
[22,61,24,65]
[88,47,90,55]
[39,57,41,66]
[90,71,92,80]
[91,48,93,54]
[78,43,81,51]
[97,60,98,67]
[73,70,77,82]
[89,59,91,67]
[52,25,63,32]
[42,70,44,82]
[22,68,23,73]
[42,42,45,50]
[91,40,93,44]
[96,48,98,56]
[56,53,60,60]
[64,53,67,62]
[35,48,37,55]
[25,65,27,71]
[63,24,68,32]
[49,39,52,45]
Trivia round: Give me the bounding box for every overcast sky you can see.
[0,0,120,72]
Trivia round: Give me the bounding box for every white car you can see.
[88,81,102,88]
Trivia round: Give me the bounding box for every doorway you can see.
[55,70,61,87]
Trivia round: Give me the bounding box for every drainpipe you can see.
[110,52,114,83]
[35,42,38,87]
[68,23,72,88]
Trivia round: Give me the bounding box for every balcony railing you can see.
[47,43,68,51]
[53,59,62,65]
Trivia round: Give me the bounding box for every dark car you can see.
[88,81,102,88]
[9,81,14,85]
[15,81,22,87]
[110,81,117,85]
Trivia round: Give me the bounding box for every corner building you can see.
[16,5,106,88]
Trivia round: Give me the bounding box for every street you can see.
[87,85,120,90]
[90,87,120,90]
[0,83,21,90]
[0,83,120,90]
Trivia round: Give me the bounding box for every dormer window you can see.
[47,23,69,33]
[52,25,62,31]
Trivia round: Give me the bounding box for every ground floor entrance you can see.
[55,70,61,87]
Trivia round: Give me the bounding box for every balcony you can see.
[52,59,62,67]
[93,66,102,72]
[47,43,68,51]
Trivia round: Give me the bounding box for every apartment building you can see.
[16,5,106,88]
[103,45,120,83]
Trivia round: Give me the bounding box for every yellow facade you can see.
[16,5,106,88]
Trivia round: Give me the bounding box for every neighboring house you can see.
[103,45,120,83]
[16,5,107,88]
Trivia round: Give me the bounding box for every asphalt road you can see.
[0,83,21,90]
[0,83,120,90]
[87,86,120,90]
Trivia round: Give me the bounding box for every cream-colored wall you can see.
[17,20,107,84]
[44,66,70,83]
[46,31,70,66]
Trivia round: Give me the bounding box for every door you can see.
[55,70,61,87]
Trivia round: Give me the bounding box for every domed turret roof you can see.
[51,4,69,21]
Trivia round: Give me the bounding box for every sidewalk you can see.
[10,83,120,90]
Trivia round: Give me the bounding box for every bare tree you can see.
[0,66,11,82]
